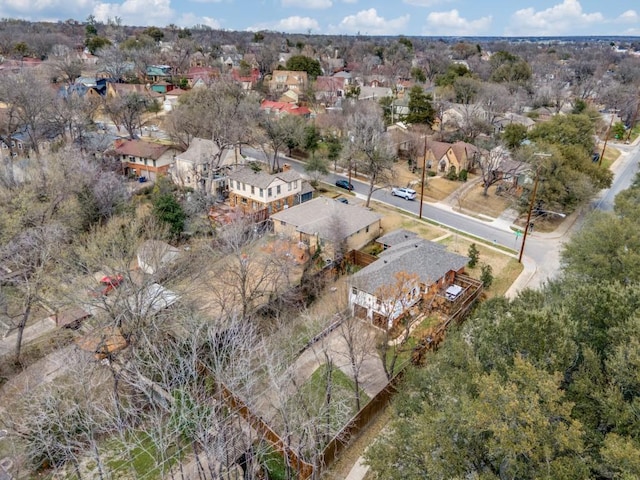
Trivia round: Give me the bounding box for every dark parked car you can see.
[335,179,354,190]
[337,197,349,204]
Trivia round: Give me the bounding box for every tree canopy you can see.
[405,86,435,126]
[365,176,640,480]
[284,55,322,79]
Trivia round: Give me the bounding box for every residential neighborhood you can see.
[0,14,640,480]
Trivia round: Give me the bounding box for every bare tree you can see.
[0,72,59,157]
[258,113,305,172]
[476,146,511,196]
[371,271,421,380]
[95,45,135,82]
[478,82,513,128]
[103,92,147,139]
[165,80,260,194]
[0,224,68,364]
[345,102,396,207]
[337,316,374,411]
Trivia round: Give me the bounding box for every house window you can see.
[251,186,255,195]
[17,143,22,149]
[267,187,272,197]
[288,182,292,191]
[259,188,264,197]
[236,180,240,190]
[241,198,247,205]
[129,155,134,162]
[242,182,246,191]
[10,141,15,148]
[351,287,357,295]
[293,180,298,189]
[280,221,286,226]
[366,226,369,233]
[276,185,281,195]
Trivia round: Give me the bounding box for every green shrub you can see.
[458,169,468,182]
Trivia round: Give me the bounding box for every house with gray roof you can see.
[170,137,244,196]
[349,234,468,328]
[227,164,312,215]
[270,196,382,262]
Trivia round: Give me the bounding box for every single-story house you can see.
[260,100,311,118]
[270,196,383,262]
[349,235,468,328]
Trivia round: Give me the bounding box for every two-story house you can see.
[171,138,244,197]
[268,70,308,95]
[113,139,180,181]
[227,165,312,215]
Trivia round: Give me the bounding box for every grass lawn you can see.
[102,431,180,480]
[458,183,514,218]
[301,363,370,414]
[441,235,523,298]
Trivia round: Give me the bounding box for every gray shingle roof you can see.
[352,238,468,294]
[228,166,301,189]
[376,229,418,248]
[176,137,239,166]
[271,196,382,240]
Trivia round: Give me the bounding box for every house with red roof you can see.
[260,100,311,118]
[185,66,220,89]
[231,67,260,90]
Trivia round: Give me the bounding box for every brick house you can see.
[113,139,180,181]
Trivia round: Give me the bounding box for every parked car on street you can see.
[335,179,354,190]
[337,197,349,204]
[391,187,417,200]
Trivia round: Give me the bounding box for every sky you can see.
[1,0,640,37]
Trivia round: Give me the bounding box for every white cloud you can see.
[403,0,454,6]
[93,0,175,26]
[506,0,604,35]
[617,10,639,23]
[0,0,94,21]
[282,0,331,7]
[176,13,221,29]
[329,8,409,35]
[248,16,320,33]
[342,0,357,3]
[423,9,492,35]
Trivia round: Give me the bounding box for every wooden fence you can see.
[318,365,408,471]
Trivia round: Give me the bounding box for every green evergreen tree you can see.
[405,86,435,126]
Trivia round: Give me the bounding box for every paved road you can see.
[246,138,640,292]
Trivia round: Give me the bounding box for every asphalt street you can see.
[245,138,640,291]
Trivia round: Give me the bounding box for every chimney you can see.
[282,163,291,172]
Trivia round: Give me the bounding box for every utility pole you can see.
[519,152,551,264]
[419,135,427,220]
[518,168,539,264]
[599,109,617,167]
